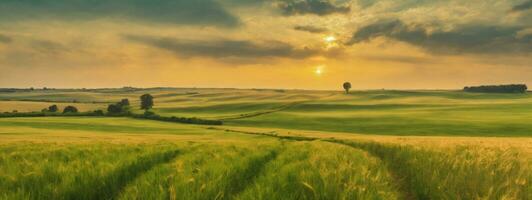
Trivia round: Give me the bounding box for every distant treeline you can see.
[0,93,223,126]
[0,110,223,125]
[0,111,104,118]
[463,84,528,93]
[132,112,223,125]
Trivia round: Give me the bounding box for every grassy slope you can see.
[225,90,532,136]
[1,88,531,136]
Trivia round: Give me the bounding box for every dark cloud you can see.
[220,0,265,6]
[348,20,532,55]
[278,0,350,16]
[512,0,532,12]
[356,0,377,8]
[0,0,240,27]
[294,25,328,33]
[123,35,321,60]
[359,55,438,64]
[0,34,12,43]
[30,40,70,55]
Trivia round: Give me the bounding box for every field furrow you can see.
[236,141,400,200]
[62,148,181,200]
[117,142,282,200]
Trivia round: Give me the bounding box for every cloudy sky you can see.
[0,0,530,89]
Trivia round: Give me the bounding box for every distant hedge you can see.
[0,110,105,118]
[132,113,223,125]
[463,84,527,93]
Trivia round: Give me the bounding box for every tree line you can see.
[463,84,528,93]
[0,93,222,125]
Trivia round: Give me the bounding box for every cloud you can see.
[0,34,12,43]
[277,0,350,16]
[359,54,438,64]
[30,40,71,55]
[123,34,321,60]
[348,20,532,55]
[512,0,532,12]
[0,0,240,27]
[294,25,328,33]
[220,0,266,6]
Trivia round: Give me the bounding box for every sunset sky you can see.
[0,0,531,90]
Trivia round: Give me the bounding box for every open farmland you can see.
[0,88,531,200]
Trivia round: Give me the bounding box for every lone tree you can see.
[63,106,78,114]
[48,105,58,112]
[140,94,154,110]
[343,82,352,94]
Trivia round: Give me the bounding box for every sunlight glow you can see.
[324,36,336,43]
[315,65,324,75]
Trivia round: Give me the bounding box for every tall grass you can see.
[330,140,531,200]
[0,142,180,200]
[118,142,281,200]
[235,141,400,200]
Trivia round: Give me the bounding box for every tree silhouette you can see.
[63,106,78,113]
[464,84,527,93]
[118,98,130,107]
[140,94,154,110]
[343,82,352,94]
[107,104,122,114]
[48,105,58,112]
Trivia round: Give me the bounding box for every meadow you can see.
[0,88,530,199]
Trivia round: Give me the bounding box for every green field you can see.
[0,88,531,199]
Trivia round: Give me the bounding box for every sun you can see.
[315,65,324,75]
[324,35,336,43]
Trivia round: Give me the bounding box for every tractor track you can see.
[212,127,419,200]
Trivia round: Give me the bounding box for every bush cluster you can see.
[463,84,527,93]
[107,99,131,115]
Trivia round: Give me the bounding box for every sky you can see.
[0,0,531,90]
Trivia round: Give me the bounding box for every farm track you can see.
[218,93,338,121]
[212,127,418,200]
[218,147,283,199]
[327,140,418,200]
[61,149,181,200]
[216,101,306,121]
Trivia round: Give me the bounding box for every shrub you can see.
[48,105,58,112]
[143,110,156,117]
[118,98,130,107]
[107,99,131,115]
[63,106,78,114]
[132,113,222,125]
[93,110,105,116]
[107,104,123,114]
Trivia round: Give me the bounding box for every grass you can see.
[0,88,530,199]
[329,140,531,200]
[3,88,530,136]
[118,142,281,200]
[0,142,180,199]
[235,142,400,200]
